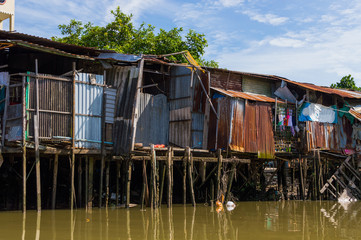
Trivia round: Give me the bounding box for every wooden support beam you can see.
[71,62,76,211]
[151,144,157,209]
[22,75,27,212]
[99,154,105,208]
[226,162,237,202]
[183,149,187,205]
[22,145,26,212]
[34,59,41,212]
[70,153,75,210]
[85,156,89,209]
[141,159,147,209]
[77,157,82,208]
[167,147,173,208]
[51,154,59,209]
[116,161,120,206]
[187,147,196,206]
[159,161,166,206]
[88,157,94,210]
[216,149,222,200]
[210,179,214,207]
[105,157,110,208]
[126,159,132,209]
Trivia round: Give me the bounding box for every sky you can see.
[8,0,361,87]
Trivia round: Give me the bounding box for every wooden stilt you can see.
[77,157,82,208]
[216,149,222,200]
[183,149,187,205]
[88,157,94,210]
[299,156,305,200]
[167,147,173,208]
[51,154,59,209]
[151,144,157,208]
[210,179,214,208]
[34,59,41,212]
[159,162,166,206]
[126,159,132,209]
[85,156,89,209]
[22,75,27,212]
[22,144,27,212]
[225,162,237,202]
[187,147,196,206]
[200,161,206,183]
[116,161,120,206]
[141,159,146,209]
[277,159,284,200]
[70,153,75,210]
[105,157,110,208]
[99,154,105,208]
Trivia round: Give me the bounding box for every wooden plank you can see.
[51,154,59,209]
[126,159,132,208]
[183,149,187,204]
[216,149,222,199]
[167,147,173,208]
[187,147,196,206]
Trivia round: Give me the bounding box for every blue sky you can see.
[10,0,361,87]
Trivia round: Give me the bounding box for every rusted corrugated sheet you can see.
[229,99,245,152]
[208,69,242,92]
[107,66,139,154]
[135,93,169,146]
[306,121,340,151]
[244,101,275,158]
[215,97,232,150]
[212,87,283,103]
[207,99,218,150]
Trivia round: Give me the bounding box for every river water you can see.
[0,201,360,240]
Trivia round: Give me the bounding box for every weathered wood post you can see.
[70,62,76,211]
[167,147,173,208]
[34,59,41,212]
[183,149,187,204]
[126,159,132,209]
[187,147,196,206]
[141,158,147,209]
[51,153,59,209]
[105,157,110,208]
[77,156,82,208]
[22,75,27,212]
[216,149,222,200]
[85,156,89,209]
[226,162,237,202]
[88,157,94,210]
[159,161,166,206]
[151,144,157,208]
[116,160,120,206]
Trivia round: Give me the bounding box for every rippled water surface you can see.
[0,201,360,240]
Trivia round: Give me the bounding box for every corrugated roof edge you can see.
[0,30,115,57]
[211,87,286,103]
[206,67,361,99]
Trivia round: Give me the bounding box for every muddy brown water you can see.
[0,201,360,240]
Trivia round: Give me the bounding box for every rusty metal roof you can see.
[211,87,285,103]
[206,67,361,99]
[349,109,361,122]
[1,40,94,60]
[0,30,114,57]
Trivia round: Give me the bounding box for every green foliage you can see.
[52,7,218,67]
[330,75,361,91]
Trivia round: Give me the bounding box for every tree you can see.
[330,75,361,91]
[52,7,218,67]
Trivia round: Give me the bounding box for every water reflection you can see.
[2,201,361,240]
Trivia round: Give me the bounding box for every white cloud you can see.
[268,37,305,48]
[216,0,244,7]
[242,10,288,25]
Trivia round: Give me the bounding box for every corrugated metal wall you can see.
[27,74,72,139]
[169,66,208,148]
[107,66,139,154]
[135,93,169,146]
[75,73,104,149]
[229,98,245,152]
[242,76,272,97]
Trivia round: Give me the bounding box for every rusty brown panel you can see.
[207,98,218,150]
[229,99,245,152]
[209,69,242,91]
[193,71,208,113]
[244,101,275,158]
[341,117,354,149]
[306,121,342,152]
[216,97,232,150]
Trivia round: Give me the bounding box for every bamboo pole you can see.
[116,161,120,206]
[51,154,59,209]
[216,149,222,199]
[187,147,196,206]
[226,162,237,202]
[77,157,82,208]
[88,157,94,210]
[183,149,187,205]
[151,144,157,208]
[105,157,110,208]
[167,147,173,208]
[126,159,132,209]
[34,59,41,212]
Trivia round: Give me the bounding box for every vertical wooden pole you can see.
[85,156,89,209]
[22,75,27,212]
[34,59,41,212]
[99,155,105,208]
[210,179,214,208]
[88,157,94,210]
[167,147,173,208]
[105,157,110,208]
[159,162,166,206]
[216,149,222,200]
[187,147,196,206]
[116,160,120,206]
[126,159,132,209]
[51,154,59,209]
[141,159,146,209]
[71,62,76,211]
[183,149,187,205]
[99,70,107,208]
[151,144,157,208]
[77,157,82,208]
[299,156,305,200]
[226,162,237,202]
